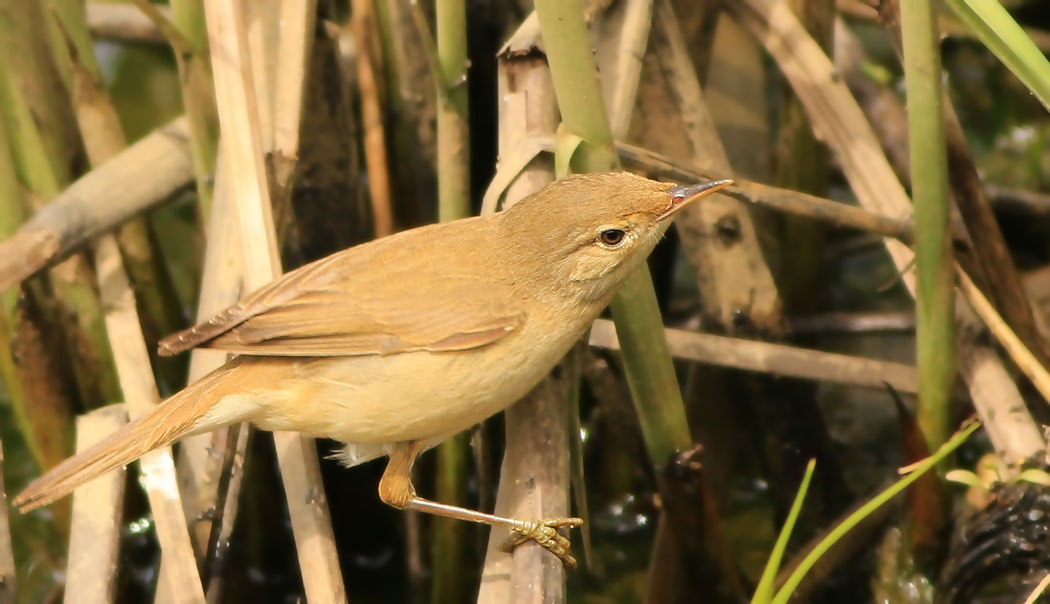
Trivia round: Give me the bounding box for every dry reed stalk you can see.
[650,0,783,333]
[0,90,78,485]
[477,31,565,604]
[50,0,188,376]
[958,269,1050,411]
[774,0,833,314]
[95,235,207,604]
[374,0,437,226]
[958,345,1044,464]
[198,422,250,600]
[191,0,319,575]
[64,406,127,604]
[0,118,193,291]
[176,155,243,554]
[351,0,394,236]
[172,161,266,594]
[201,0,346,600]
[485,137,915,242]
[729,0,1045,462]
[589,318,919,393]
[507,374,574,604]
[833,20,912,184]
[852,4,1049,371]
[85,3,165,43]
[600,0,654,138]
[179,0,326,575]
[1,0,120,419]
[163,0,220,222]
[271,0,318,189]
[56,11,206,595]
[617,142,915,240]
[180,0,323,575]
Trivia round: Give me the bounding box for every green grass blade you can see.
[770,419,982,604]
[752,459,816,604]
[946,0,1050,112]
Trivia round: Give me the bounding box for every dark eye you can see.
[599,229,626,247]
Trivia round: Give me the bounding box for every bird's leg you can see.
[378,440,583,568]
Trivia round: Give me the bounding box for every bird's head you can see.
[499,172,731,302]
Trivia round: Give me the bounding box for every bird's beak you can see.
[658,179,733,220]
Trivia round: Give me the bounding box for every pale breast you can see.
[247,309,588,445]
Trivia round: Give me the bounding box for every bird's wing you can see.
[159,219,525,357]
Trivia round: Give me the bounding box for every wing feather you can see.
[158,217,525,357]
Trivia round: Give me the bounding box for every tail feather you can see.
[13,359,251,513]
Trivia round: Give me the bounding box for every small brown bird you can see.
[14,172,730,566]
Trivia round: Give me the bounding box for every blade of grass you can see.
[946,0,1050,113]
[752,459,816,604]
[769,418,982,604]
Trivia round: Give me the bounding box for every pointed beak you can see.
[658,179,733,220]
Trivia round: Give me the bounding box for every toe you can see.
[498,517,583,569]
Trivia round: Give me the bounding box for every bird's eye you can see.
[598,229,626,247]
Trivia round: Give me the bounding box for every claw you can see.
[499,517,584,569]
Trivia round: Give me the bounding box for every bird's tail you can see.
[13,358,254,513]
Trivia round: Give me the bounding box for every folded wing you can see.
[159,219,524,357]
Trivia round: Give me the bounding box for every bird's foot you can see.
[500,517,584,569]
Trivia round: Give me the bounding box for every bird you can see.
[13,172,731,567]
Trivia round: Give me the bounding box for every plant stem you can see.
[432,0,473,600]
[49,0,188,384]
[0,0,119,411]
[534,0,691,466]
[901,0,955,453]
[436,0,470,222]
[170,0,219,221]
